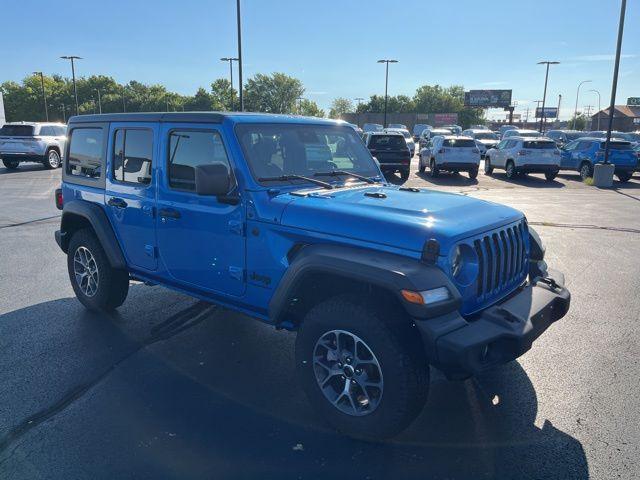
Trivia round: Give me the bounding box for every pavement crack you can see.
[0,301,216,457]
[0,215,60,229]
[529,221,640,234]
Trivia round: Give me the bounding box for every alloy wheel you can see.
[48,150,61,168]
[312,329,383,417]
[73,246,99,297]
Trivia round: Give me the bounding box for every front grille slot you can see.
[474,220,528,299]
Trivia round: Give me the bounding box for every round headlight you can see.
[450,244,479,286]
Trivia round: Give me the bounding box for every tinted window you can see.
[39,126,54,136]
[523,140,556,149]
[66,128,103,179]
[0,125,34,136]
[443,138,476,147]
[53,126,67,136]
[601,141,632,151]
[113,129,153,184]
[564,132,584,141]
[576,141,593,150]
[168,130,231,191]
[370,135,406,149]
[474,132,498,140]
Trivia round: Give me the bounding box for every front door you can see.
[156,124,246,296]
[105,123,157,271]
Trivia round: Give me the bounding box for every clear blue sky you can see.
[1,0,638,120]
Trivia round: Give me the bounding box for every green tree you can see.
[356,94,415,113]
[569,113,589,131]
[244,73,304,114]
[183,87,214,111]
[297,99,325,117]
[329,97,353,119]
[211,78,237,111]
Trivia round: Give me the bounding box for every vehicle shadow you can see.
[0,289,589,479]
[415,171,479,186]
[0,163,53,175]
[487,172,565,189]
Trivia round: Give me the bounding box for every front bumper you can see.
[414,268,570,378]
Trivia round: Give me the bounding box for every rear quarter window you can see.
[66,128,104,179]
[523,141,556,149]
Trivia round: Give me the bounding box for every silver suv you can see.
[0,122,67,169]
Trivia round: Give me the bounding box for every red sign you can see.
[433,113,458,126]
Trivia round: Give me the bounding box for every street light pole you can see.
[60,56,82,116]
[377,59,398,128]
[61,103,66,122]
[96,88,102,114]
[33,72,49,121]
[537,61,559,133]
[572,80,592,129]
[589,89,601,130]
[220,57,239,110]
[604,0,627,165]
[354,97,364,126]
[236,0,243,111]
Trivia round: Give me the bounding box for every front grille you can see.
[472,220,528,299]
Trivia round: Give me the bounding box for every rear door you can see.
[606,141,637,167]
[105,123,158,271]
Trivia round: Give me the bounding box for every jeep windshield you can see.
[236,123,380,186]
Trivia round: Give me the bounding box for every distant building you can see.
[591,105,640,132]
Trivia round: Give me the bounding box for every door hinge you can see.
[228,220,244,236]
[228,266,244,281]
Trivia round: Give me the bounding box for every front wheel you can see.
[67,229,130,311]
[44,149,61,169]
[295,295,429,439]
[505,161,516,179]
[2,159,19,169]
[484,157,494,175]
[580,162,593,181]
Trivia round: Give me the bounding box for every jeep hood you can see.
[280,185,523,255]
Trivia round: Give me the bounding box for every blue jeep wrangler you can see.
[55,113,570,439]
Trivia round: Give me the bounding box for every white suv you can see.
[0,122,67,169]
[418,135,481,179]
[484,137,561,181]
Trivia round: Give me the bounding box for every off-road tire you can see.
[67,228,129,311]
[295,294,429,440]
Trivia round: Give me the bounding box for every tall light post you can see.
[537,61,559,133]
[95,88,102,114]
[236,0,243,111]
[60,56,82,116]
[220,57,239,110]
[604,0,627,165]
[33,71,49,121]
[556,94,562,125]
[588,89,601,130]
[60,103,66,122]
[354,97,364,126]
[377,59,398,128]
[572,80,592,129]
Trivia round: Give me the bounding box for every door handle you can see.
[107,197,128,209]
[159,208,181,219]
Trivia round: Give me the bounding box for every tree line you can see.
[2,72,485,128]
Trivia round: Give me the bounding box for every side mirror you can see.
[195,163,231,196]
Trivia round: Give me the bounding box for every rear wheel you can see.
[484,156,494,175]
[505,160,516,179]
[400,168,410,181]
[295,295,429,439]
[468,168,478,179]
[616,171,632,183]
[418,156,425,173]
[2,159,19,169]
[580,162,593,181]
[545,170,558,181]
[67,229,129,311]
[429,158,439,177]
[44,149,61,169]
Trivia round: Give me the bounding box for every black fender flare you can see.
[57,200,127,270]
[269,244,461,324]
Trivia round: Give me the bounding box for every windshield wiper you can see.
[258,174,334,189]
[314,170,377,184]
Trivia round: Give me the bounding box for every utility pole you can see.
[377,59,398,128]
[61,103,66,122]
[572,80,592,129]
[33,72,49,121]
[354,97,364,126]
[60,56,82,116]
[556,94,562,126]
[96,88,102,114]
[537,61,560,133]
[589,89,602,130]
[604,0,627,164]
[220,57,239,110]
[584,105,593,130]
[236,0,244,111]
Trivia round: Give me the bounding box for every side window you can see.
[54,126,67,136]
[66,128,104,179]
[564,140,578,151]
[168,130,232,192]
[577,141,592,151]
[40,126,53,136]
[112,129,153,185]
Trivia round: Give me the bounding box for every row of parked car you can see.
[355,122,640,183]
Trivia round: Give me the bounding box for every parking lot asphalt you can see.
[1,159,639,479]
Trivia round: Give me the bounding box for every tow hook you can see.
[535,276,560,291]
